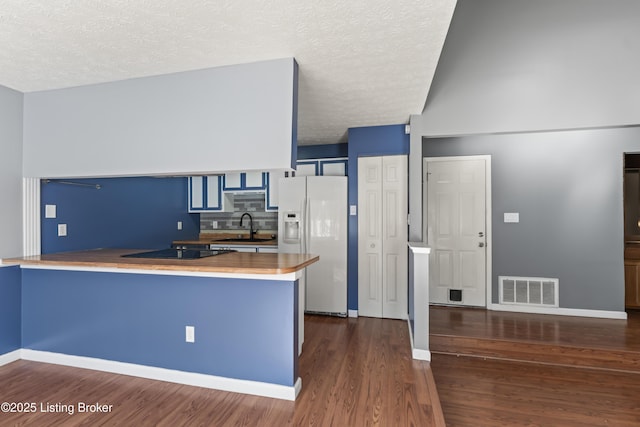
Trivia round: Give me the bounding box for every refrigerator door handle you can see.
[305,197,310,254]
[300,198,306,254]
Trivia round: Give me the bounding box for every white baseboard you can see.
[406,319,431,361]
[348,309,358,318]
[0,349,21,367]
[20,349,301,401]
[488,303,627,320]
[412,348,431,361]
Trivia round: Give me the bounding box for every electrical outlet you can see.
[185,326,195,343]
[177,221,183,230]
[212,221,218,229]
[57,224,67,237]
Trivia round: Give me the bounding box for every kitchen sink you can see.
[214,238,275,243]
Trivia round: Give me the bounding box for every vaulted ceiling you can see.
[0,0,457,145]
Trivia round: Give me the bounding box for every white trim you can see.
[408,242,431,254]
[348,309,358,318]
[423,155,492,308]
[412,348,432,361]
[20,349,301,401]
[0,349,21,367]
[406,319,431,361]
[17,264,302,281]
[488,303,627,320]
[22,178,41,257]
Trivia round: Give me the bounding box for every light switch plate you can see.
[504,213,520,223]
[350,205,357,216]
[177,221,183,230]
[45,204,57,219]
[185,326,195,343]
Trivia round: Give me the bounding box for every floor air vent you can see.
[499,276,559,308]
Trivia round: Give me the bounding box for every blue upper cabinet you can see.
[294,159,347,176]
[266,171,285,212]
[319,159,347,176]
[188,176,223,212]
[223,172,267,191]
[189,172,269,212]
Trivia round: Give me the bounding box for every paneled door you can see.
[425,157,488,307]
[358,155,408,319]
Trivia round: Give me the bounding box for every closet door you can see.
[381,156,408,319]
[358,157,383,317]
[358,155,408,319]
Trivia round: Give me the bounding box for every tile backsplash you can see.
[200,192,278,232]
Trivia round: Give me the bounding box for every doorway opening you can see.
[623,153,640,311]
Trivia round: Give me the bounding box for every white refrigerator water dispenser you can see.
[283,212,301,243]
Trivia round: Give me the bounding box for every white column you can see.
[408,242,431,360]
[408,115,424,242]
[22,177,41,256]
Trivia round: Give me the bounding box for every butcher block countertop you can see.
[2,248,318,275]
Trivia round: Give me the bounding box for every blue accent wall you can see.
[41,177,199,254]
[298,143,348,159]
[0,266,21,355]
[21,269,298,386]
[347,124,410,311]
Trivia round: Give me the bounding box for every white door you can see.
[425,158,487,307]
[358,155,408,319]
[358,157,383,317]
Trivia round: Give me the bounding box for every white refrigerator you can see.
[278,176,348,316]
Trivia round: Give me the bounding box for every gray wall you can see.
[421,0,640,136]
[23,58,297,178]
[423,127,640,312]
[0,85,23,259]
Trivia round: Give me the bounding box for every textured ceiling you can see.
[0,0,456,145]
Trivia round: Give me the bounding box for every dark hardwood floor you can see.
[0,315,443,426]
[430,306,640,426]
[431,354,640,427]
[430,306,640,352]
[6,307,637,426]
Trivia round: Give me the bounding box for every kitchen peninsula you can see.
[3,248,318,400]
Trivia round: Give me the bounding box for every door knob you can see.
[479,242,485,247]
[370,243,375,248]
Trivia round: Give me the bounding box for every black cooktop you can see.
[122,248,236,260]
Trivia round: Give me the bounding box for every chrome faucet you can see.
[239,212,255,240]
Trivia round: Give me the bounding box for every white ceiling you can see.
[0,0,456,145]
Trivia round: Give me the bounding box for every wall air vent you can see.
[499,276,559,308]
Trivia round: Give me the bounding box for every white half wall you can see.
[23,58,298,178]
[0,85,23,259]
